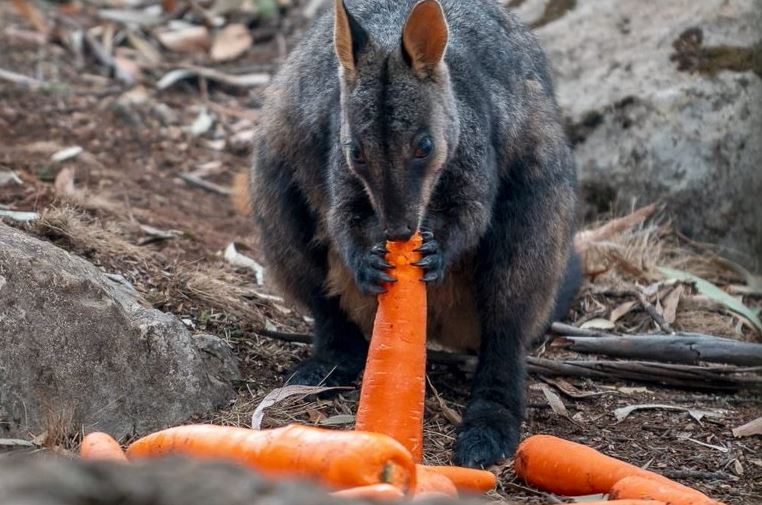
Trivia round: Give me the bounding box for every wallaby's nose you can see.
[384,225,414,242]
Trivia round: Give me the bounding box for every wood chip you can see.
[732,416,762,438]
[211,24,253,62]
[661,285,684,325]
[580,318,616,330]
[156,26,211,54]
[609,300,638,323]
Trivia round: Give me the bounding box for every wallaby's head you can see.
[334,0,459,241]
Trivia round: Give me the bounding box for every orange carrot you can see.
[332,484,405,500]
[611,475,724,505]
[126,424,416,492]
[79,432,127,462]
[355,233,427,462]
[419,465,496,494]
[514,435,712,498]
[414,465,458,497]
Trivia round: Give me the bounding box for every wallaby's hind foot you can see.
[286,355,363,390]
[453,400,521,468]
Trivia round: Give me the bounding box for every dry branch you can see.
[256,329,762,391]
[556,334,762,366]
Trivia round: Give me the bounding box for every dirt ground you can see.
[1,2,760,504]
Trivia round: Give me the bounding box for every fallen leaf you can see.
[570,494,607,503]
[732,416,762,438]
[318,414,356,426]
[137,224,179,245]
[211,24,253,62]
[156,66,270,90]
[0,438,36,448]
[157,26,211,54]
[580,318,616,330]
[0,210,39,222]
[9,0,49,35]
[540,384,570,418]
[51,146,83,162]
[113,55,143,83]
[185,108,215,137]
[609,300,637,323]
[682,437,729,453]
[617,386,649,395]
[53,166,76,196]
[575,203,658,253]
[661,285,684,325]
[125,30,162,65]
[614,403,723,423]
[658,266,762,332]
[224,242,265,285]
[733,459,744,476]
[98,8,163,27]
[251,385,343,429]
[541,377,603,399]
[0,170,23,186]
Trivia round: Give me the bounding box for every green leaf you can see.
[658,266,762,332]
[251,0,277,20]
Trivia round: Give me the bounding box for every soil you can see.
[0,2,760,504]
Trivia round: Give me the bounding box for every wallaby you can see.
[251,0,580,467]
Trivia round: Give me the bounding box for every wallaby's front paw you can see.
[414,231,445,283]
[453,400,520,468]
[352,242,395,295]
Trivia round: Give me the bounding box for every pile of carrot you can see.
[78,232,496,501]
[514,434,726,505]
[78,231,723,504]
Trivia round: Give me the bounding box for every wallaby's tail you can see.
[231,169,252,216]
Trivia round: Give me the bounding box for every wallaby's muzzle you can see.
[384,224,415,242]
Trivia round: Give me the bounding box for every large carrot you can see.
[413,465,458,497]
[514,435,712,498]
[419,465,496,494]
[79,432,127,462]
[126,424,416,492]
[332,484,405,500]
[610,475,724,505]
[355,233,427,461]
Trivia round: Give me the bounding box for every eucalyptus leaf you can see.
[658,266,762,332]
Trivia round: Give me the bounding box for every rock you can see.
[0,223,239,438]
[0,456,478,505]
[518,0,762,266]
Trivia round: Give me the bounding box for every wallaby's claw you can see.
[414,232,445,283]
[353,241,396,295]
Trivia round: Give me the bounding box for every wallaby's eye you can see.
[349,142,366,164]
[414,136,433,159]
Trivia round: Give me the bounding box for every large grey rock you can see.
[516,0,762,267]
[0,223,239,438]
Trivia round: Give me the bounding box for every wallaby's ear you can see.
[402,0,448,78]
[334,0,368,77]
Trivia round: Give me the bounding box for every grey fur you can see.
[251,0,578,467]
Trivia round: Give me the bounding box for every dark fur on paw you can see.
[453,401,521,468]
[351,242,395,295]
[285,357,361,395]
[414,231,445,283]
